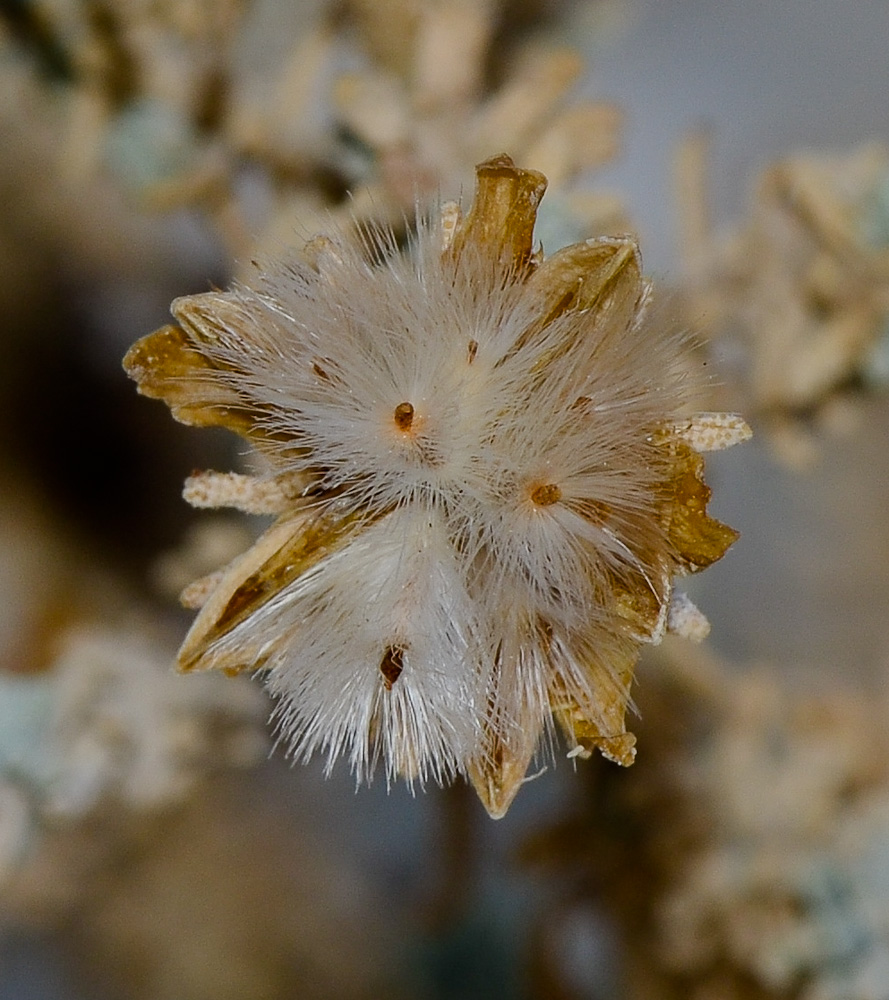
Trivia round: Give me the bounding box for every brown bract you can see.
[124,154,747,818]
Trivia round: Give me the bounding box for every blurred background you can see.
[2,1,889,997]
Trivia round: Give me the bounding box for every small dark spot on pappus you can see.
[380,644,406,690]
[394,402,415,431]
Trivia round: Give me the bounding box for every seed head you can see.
[124,154,749,817]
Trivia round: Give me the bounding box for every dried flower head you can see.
[124,154,749,817]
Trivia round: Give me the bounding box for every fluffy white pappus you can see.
[182,226,673,758]
[128,155,745,815]
[258,507,488,786]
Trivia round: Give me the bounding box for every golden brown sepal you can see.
[123,324,255,438]
[179,507,366,674]
[448,153,547,276]
[665,441,740,572]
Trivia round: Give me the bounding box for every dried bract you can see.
[679,139,889,466]
[124,154,746,817]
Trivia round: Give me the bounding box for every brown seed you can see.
[530,483,562,506]
[380,645,405,690]
[467,340,478,364]
[393,402,415,431]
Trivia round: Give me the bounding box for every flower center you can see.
[393,402,415,431]
[530,483,562,506]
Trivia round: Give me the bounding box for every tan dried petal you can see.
[179,509,364,673]
[172,291,257,350]
[183,471,308,515]
[586,732,637,766]
[467,716,543,820]
[552,650,639,767]
[447,154,547,275]
[673,412,753,452]
[179,570,225,610]
[439,200,461,251]
[123,324,254,436]
[519,236,643,365]
[613,572,670,643]
[665,442,740,572]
